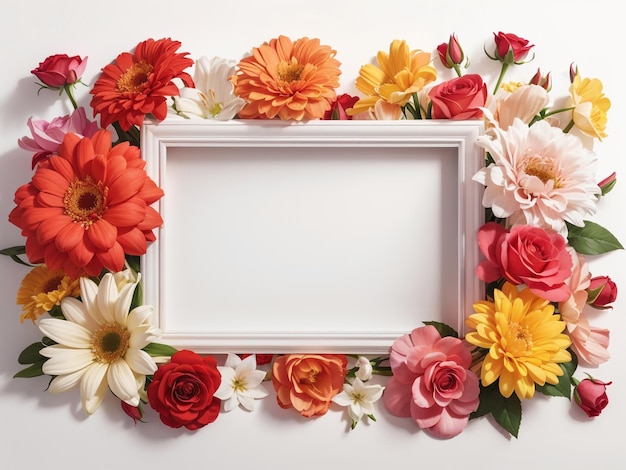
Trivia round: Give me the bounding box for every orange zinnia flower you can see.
[90,37,194,131]
[232,35,341,121]
[9,130,164,279]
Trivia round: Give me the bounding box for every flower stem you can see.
[453,64,462,77]
[492,63,509,95]
[563,119,575,133]
[63,84,78,110]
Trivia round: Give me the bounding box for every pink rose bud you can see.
[588,275,618,308]
[437,34,467,69]
[569,62,579,83]
[490,32,534,65]
[529,68,552,91]
[598,172,617,195]
[31,54,88,88]
[121,401,144,425]
[574,377,612,417]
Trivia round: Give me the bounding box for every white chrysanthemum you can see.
[215,353,268,411]
[332,378,384,429]
[173,56,246,120]
[37,273,160,415]
[473,118,600,235]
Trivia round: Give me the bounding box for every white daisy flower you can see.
[37,273,160,415]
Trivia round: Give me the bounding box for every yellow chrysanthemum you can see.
[569,74,610,140]
[465,282,572,400]
[350,39,437,115]
[16,265,80,322]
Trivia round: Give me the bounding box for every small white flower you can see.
[332,378,384,429]
[173,56,246,120]
[354,356,373,381]
[215,353,268,411]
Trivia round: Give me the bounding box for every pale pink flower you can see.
[18,107,99,168]
[473,118,600,236]
[382,325,479,439]
[559,248,610,366]
[492,84,549,129]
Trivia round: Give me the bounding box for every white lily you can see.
[332,378,384,429]
[174,56,246,120]
[37,273,160,415]
[215,353,268,411]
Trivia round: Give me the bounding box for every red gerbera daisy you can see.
[90,37,194,131]
[9,130,164,279]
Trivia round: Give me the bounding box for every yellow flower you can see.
[350,39,437,115]
[16,265,80,322]
[569,74,610,140]
[465,282,572,400]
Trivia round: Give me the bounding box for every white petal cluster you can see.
[215,354,268,411]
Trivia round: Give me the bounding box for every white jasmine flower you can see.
[354,356,373,381]
[332,378,384,429]
[215,353,268,411]
[37,273,160,415]
[174,56,246,120]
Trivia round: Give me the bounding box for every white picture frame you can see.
[141,118,484,354]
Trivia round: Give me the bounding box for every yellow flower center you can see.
[277,60,304,83]
[117,60,153,93]
[64,178,106,228]
[505,321,533,356]
[92,324,130,363]
[524,156,561,187]
[231,377,247,393]
[299,366,319,385]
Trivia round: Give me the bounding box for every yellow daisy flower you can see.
[569,74,610,140]
[350,39,437,116]
[16,265,80,322]
[465,282,572,400]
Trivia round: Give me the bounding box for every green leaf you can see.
[14,360,46,378]
[567,221,624,255]
[143,342,178,357]
[17,342,46,365]
[0,245,27,256]
[470,382,521,438]
[601,179,616,196]
[423,321,458,338]
[538,350,578,398]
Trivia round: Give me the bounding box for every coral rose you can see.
[31,53,88,88]
[232,35,341,121]
[383,325,479,439]
[476,222,572,302]
[428,74,487,120]
[272,354,347,417]
[147,350,222,430]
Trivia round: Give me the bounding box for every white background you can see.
[1,1,625,468]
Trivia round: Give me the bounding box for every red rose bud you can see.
[324,93,359,120]
[588,276,618,308]
[490,32,534,65]
[574,377,612,417]
[239,353,274,365]
[570,62,579,83]
[31,54,88,88]
[121,401,144,425]
[529,68,551,91]
[598,172,617,195]
[437,34,468,71]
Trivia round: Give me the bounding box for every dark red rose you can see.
[574,377,612,417]
[324,93,359,120]
[147,350,222,430]
[31,54,88,88]
[492,32,534,64]
[588,276,618,308]
[239,353,274,365]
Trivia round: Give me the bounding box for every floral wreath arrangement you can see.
[2,32,621,439]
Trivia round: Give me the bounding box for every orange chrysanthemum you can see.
[232,35,341,121]
[9,130,164,279]
[90,37,194,131]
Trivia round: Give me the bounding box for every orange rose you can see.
[272,354,347,417]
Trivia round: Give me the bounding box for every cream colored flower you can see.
[332,378,384,429]
[492,84,549,129]
[215,353,268,411]
[37,273,160,414]
[174,56,246,120]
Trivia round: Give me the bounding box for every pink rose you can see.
[31,54,88,88]
[476,222,572,302]
[324,93,359,120]
[574,377,612,417]
[18,107,99,168]
[383,325,479,439]
[428,74,487,120]
[588,276,618,308]
[492,32,534,64]
[437,33,466,69]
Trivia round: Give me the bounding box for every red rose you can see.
[476,222,573,302]
[588,276,618,308]
[324,93,359,120]
[428,74,487,120]
[239,353,274,365]
[147,350,222,430]
[574,377,612,417]
[31,54,88,88]
[492,32,534,64]
[437,33,466,69]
